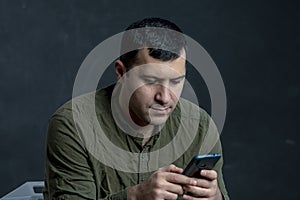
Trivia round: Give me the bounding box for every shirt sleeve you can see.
[210,139,230,200]
[199,110,230,200]
[44,114,97,199]
[100,188,129,200]
[44,114,133,200]
[205,118,230,200]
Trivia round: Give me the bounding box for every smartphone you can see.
[182,154,221,178]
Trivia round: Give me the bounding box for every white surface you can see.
[1,181,44,200]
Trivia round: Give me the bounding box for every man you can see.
[44,17,229,200]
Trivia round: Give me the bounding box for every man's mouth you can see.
[150,105,172,114]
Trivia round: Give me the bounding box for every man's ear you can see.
[114,60,127,80]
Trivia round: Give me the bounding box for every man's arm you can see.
[127,165,225,200]
[44,115,129,200]
[44,109,229,199]
[44,115,97,199]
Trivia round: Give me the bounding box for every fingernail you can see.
[191,180,197,185]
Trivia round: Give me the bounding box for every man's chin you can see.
[149,115,169,126]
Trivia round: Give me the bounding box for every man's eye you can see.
[144,79,157,84]
[171,80,182,85]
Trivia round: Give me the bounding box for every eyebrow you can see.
[170,75,186,81]
[141,74,186,81]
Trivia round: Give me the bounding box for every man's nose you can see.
[155,85,171,104]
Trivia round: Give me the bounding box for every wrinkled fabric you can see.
[43,85,230,200]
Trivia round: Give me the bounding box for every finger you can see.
[200,169,217,180]
[182,185,212,198]
[163,181,184,195]
[165,173,198,186]
[182,194,202,200]
[159,164,183,174]
[182,194,198,200]
[161,190,180,200]
[189,178,211,188]
[169,165,184,174]
[172,167,184,174]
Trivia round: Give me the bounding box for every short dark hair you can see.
[120,17,186,69]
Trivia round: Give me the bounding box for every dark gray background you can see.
[0,0,299,199]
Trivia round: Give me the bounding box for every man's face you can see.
[120,49,186,126]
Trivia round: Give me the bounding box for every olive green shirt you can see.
[43,85,229,200]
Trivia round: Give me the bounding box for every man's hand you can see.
[182,170,223,200]
[128,164,198,200]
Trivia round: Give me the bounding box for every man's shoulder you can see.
[51,85,114,120]
[178,97,210,122]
